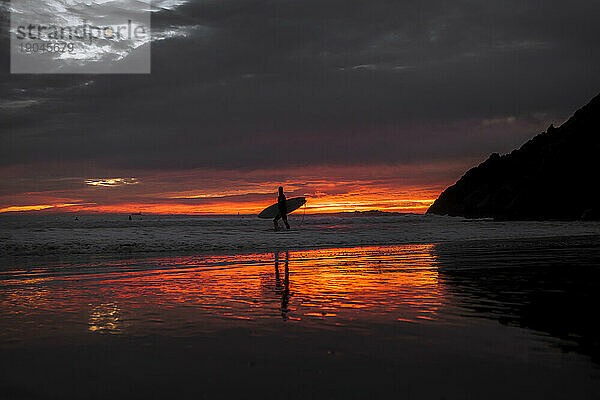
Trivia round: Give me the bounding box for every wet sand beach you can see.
[1,233,599,399]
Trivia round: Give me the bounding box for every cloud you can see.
[1,0,599,205]
[85,177,140,187]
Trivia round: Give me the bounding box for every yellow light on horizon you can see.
[0,203,81,213]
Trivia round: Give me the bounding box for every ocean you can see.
[2,213,600,260]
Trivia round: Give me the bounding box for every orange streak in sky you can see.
[0,167,447,214]
[0,194,437,215]
[20,194,436,215]
[0,203,81,213]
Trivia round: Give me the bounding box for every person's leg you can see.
[282,213,290,230]
[273,215,280,230]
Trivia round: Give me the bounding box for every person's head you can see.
[278,186,284,194]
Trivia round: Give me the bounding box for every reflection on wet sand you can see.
[2,240,600,400]
[0,245,442,340]
[3,237,599,366]
[88,302,122,334]
[434,236,600,363]
[274,251,290,320]
[3,239,599,360]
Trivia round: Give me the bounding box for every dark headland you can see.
[427,93,600,220]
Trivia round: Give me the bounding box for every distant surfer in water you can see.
[274,186,290,231]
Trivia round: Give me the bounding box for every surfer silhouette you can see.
[274,186,290,231]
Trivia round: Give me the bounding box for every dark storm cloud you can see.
[2,0,600,172]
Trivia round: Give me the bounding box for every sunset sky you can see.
[2,0,600,214]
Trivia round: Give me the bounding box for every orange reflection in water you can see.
[0,245,444,340]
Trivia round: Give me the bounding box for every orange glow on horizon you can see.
[0,194,436,215]
[0,164,453,215]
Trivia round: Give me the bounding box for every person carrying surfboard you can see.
[257,190,305,226]
[274,186,290,231]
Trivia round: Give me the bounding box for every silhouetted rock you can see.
[427,93,600,220]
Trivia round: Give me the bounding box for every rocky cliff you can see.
[427,93,600,220]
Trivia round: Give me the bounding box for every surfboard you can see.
[258,197,306,219]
